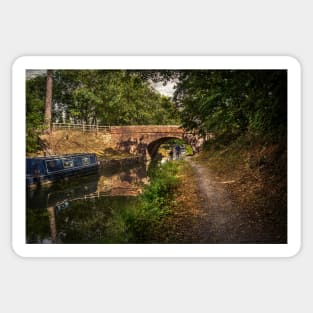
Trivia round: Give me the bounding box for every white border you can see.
[12,56,301,258]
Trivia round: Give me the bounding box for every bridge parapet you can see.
[110,125,184,134]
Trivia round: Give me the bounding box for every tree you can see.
[52,70,180,126]
[44,70,53,133]
[172,70,287,142]
[26,75,46,152]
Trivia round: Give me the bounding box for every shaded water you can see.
[26,163,148,243]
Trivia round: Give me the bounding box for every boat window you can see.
[73,157,83,167]
[62,158,74,168]
[27,159,45,175]
[46,159,63,172]
[82,157,90,165]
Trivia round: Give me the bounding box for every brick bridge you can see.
[50,123,204,159]
[110,125,202,159]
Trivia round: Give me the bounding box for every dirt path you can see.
[186,158,242,243]
[183,157,287,243]
[156,158,245,243]
[155,155,286,244]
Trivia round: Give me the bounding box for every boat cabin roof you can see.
[26,153,96,161]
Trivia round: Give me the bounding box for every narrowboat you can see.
[26,153,99,189]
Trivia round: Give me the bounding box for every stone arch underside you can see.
[147,136,186,158]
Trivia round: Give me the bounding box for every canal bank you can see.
[98,155,145,169]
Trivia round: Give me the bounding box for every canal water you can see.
[26,163,149,244]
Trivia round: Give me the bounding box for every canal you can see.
[26,140,190,244]
[26,162,149,244]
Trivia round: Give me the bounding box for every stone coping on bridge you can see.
[110,125,184,134]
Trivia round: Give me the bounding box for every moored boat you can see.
[26,153,99,189]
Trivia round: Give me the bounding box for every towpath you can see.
[156,156,283,243]
[157,157,241,243]
[186,158,241,243]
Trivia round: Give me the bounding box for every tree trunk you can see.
[44,70,53,133]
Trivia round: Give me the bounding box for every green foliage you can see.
[125,161,179,242]
[185,145,194,156]
[106,161,179,243]
[166,138,185,145]
[52,70,180,125]
[26,75,46,153]
[173,70,287,143]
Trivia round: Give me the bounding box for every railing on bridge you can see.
[52,123,111,133]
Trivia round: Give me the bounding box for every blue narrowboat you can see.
[26,153,99,188]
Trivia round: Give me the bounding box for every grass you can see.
[104,160,180,243]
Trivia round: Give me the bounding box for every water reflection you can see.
[26,163,148,244]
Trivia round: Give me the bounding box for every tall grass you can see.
[105,161,180,243]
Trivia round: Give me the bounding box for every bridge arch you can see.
[147,136,187,159]
[108,125,204,159]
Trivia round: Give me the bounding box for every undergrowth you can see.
[105,161,180,243]
[195,133,287,243]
